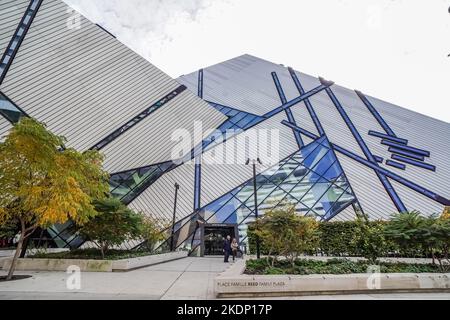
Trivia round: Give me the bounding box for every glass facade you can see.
[201,102,264,151]
[0,92,25,123]
[157,136,357,254]
[109,161,175,205]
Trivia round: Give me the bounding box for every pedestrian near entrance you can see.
[223,235,232,263]
[231,238,239,262]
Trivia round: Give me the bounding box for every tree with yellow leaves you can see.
[0,118,109,281]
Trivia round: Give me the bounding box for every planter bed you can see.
[215,259,450,298]
[1,250,188,273]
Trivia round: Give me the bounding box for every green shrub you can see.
[250,204,320,267]
[247,210,445,261]
[79,198,143,259]
[385,211,450,272]
[29,248,154,260]
[245,258,442,275]
[140,216,169,252]
[265,267,285,275]
[351,214,388,264]
[318,221,359,256]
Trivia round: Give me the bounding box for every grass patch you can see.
[245,258,444,275]
[28,248,160,261]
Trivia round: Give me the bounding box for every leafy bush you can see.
[385,211,450,271]
[79,198,143,259]
[249,217,414,259]
[318,221,359,256]
[245,258,442,275]
[250,204,320,267]
[351,214,388,264]
[29,248,154,261]
[140,216,169,252]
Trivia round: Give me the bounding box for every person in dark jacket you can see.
[223,235,232,263]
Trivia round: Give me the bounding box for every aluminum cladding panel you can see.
[128,160,196,223]
[178,54,302,116]
[336,153,397,220]
[332,85,450,204]
[0,115,12,142]
[0,0,186,151]
[0,0,30,57]
[102,90,227,173]
[365,95,450,200]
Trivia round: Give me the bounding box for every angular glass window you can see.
[0,93,24,123]
[110,161,175,204]
[157,137,358,255]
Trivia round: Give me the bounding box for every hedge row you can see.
[248,220,426,258]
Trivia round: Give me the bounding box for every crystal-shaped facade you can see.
[157,136,357,254]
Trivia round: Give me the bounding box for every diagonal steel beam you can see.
[282,120,450,207]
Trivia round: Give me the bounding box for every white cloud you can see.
[64,0,450,122]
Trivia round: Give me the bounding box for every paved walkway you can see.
[0,257,230,300]
[0,257,449,300]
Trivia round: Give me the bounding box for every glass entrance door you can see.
[204,226,236,256]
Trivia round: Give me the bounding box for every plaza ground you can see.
[0,257,449,300]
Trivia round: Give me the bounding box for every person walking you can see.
[223,235,232,263]
[231,238,239,262]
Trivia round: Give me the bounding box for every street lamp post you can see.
[246,158,262,259]
[170,183,180,252]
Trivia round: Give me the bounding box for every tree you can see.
[140,216,169,252]
[79,198,143,259]
[384,211,428,257]
[420,216,450,271]
[0,118,109,280]
[443,207,450,220]
[252,204,320,267]
[385,211,450,271]
[351,213,387,264]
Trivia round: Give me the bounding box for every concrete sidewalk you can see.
[0,257,230,300]
[1,257,449,300]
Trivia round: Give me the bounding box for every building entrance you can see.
[203,225,237,256]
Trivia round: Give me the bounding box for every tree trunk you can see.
[100,246,105,260]
[6,231,24,281]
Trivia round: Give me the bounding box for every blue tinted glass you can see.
[289,164,309,180]
[299,181,333,208]
[219,121,235,131]
[205,196,240,223]
[303,147,330,172]
[229,112,247,124]
[224,211,238,224]
[297,140,322,161]
[310,184,348,216]
[284,185,312,204]
[255,174,270,185]
[334,176,350,191]
[321,161,342,181]
[235,114,256,128]
[313,151,336,177]
[170,136,356,255]
[322,188,356,221]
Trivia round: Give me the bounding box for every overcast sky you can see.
[63,0,450,123]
